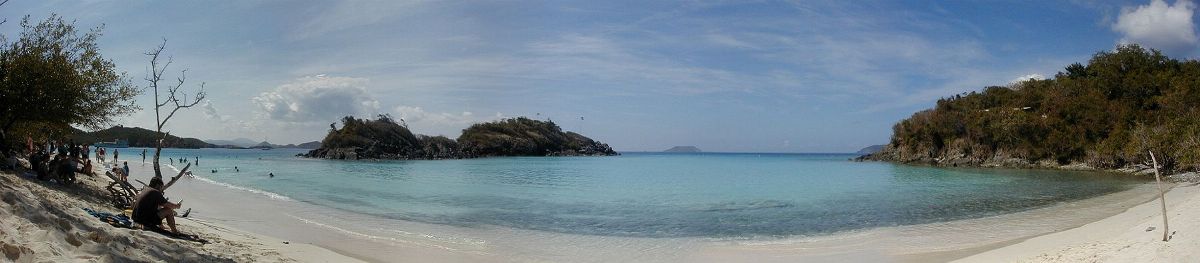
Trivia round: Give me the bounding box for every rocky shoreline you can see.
[855,144,1199,181]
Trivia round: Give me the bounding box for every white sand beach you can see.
[0,157,362,263]
[957,177,1200,263]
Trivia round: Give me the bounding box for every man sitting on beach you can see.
[132,177,183,233]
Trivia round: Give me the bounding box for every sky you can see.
[1,0,1198,152]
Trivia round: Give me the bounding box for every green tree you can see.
[0,15,139,152]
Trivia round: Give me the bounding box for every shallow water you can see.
[141,148,1143,238]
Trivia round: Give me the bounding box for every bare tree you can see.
[145,39,205,191]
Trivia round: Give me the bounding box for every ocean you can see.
[140,148,1143,239]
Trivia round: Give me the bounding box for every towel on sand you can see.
[82,208,208,244]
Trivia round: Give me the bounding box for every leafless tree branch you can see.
[145,39,206,179]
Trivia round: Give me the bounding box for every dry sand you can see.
[0,157,362,263]
[956,179,1200,263]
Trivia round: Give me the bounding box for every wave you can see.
[163,163,293,201]
[284,214,471,252]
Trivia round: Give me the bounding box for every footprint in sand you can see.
[2,242,33,261]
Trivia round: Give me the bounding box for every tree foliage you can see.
[876,45,1200,172]
[0,15,138,151]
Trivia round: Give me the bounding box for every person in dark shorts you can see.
[132,177,183,233]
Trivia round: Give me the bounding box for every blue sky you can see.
[2,0,1197,152]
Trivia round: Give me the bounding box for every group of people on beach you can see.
[3,141,286,235]
[0,139,189,235]
[23,140,91,185]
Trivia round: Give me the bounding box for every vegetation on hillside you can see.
[866,45,1200,172]
[304,115,617,160]
[71,126,214,149]
[457,117,617,157]
[307,115,461,159]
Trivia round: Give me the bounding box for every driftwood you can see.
[162,163,189,192]
[103,171,138,209]
[1149,151,1170,242]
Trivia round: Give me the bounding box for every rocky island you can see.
[860,45,1200,174]
[302,115,618,160]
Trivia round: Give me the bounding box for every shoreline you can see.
[954,179,1200,262]
[5,152,1189,262]
[0,156,364,262]
[144,156,1172,262]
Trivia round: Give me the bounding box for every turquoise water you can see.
[141,148,1143,238]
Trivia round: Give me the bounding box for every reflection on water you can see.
[149,148,1145,238]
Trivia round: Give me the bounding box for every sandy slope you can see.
[957,179,1200,263]
[0,158,362,263]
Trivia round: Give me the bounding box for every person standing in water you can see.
[195,156,199,166]
[141,149,146,163]
[269,172,274,178]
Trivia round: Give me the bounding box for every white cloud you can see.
[1009,73,1046,84]
[252,75,380,123]
[1113,0,1198,56]
[393,106,476,126]
[201,100,231,122]
[393,105,506,136]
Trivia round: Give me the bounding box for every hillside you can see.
[303,115,617,160]
[206,138,259,148]
[862,45,1200,173]
[71,126,215,148]
[855,145,885,155]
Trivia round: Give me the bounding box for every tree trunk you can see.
[1149,151,1169,242]
[153,134,164,179]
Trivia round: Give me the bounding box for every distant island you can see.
[855,145,885,155]
[302,115,618,160]
[663,146,702,153]
[861,45,1199,174]
[72,126,215,148]
[205,138,322,149]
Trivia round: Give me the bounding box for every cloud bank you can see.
[252,75,380,123]
[1114,0,1198,56]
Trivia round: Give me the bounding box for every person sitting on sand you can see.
[81,159,95,177]
[57,154,77,185]
[132,177,183,234]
